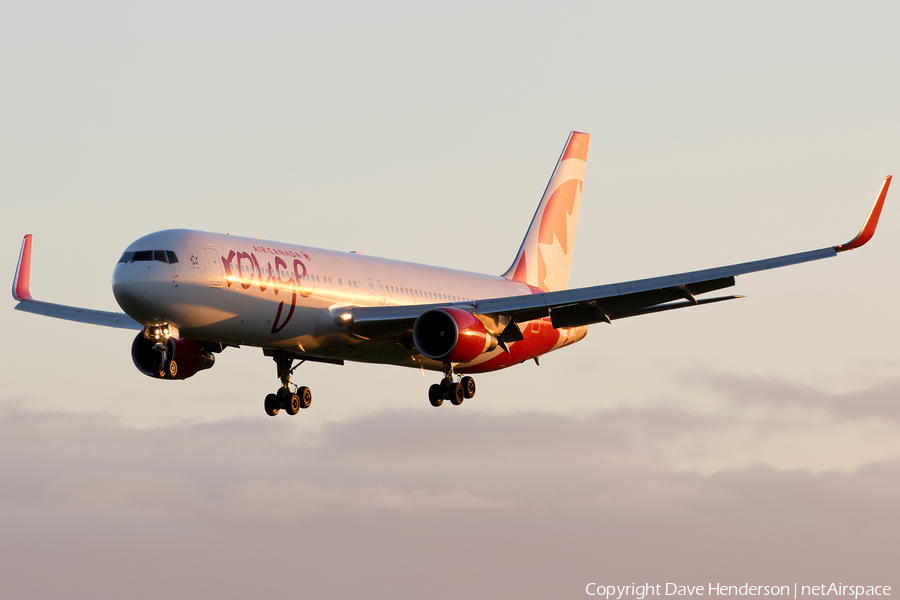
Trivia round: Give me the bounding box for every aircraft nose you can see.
[112,262,148,310]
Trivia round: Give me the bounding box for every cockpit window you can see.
[118,250,179,264]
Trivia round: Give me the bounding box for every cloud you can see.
[1,383,899,599]
[693,372,900,421]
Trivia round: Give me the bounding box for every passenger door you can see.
[205,248,224,288]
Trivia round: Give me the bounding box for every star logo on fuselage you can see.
[190,254,199,266]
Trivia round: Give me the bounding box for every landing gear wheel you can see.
[429,384,443,407]
[264,393,281,416]
[449,382,465,406]
[156,361,166,379]
[269,351,314,416]
[461,376,476,399]
[296,386,312,409]
[165,359,178,379]
[284,393,301,415]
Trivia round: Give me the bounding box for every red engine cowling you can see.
[412,308,496,362]
[131,333,216,380]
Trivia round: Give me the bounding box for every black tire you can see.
[284,393,301,415]
[461,376,476,399]
[264,393,280,416]
[428,384,443,407]
[450,382,465,406]
[297,386,312,409]
[156,361,166,379]
[165,359,178,379]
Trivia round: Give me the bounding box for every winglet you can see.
[12,234,34,301]
[835,176,891,252]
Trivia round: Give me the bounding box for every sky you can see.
[2,1,900,598]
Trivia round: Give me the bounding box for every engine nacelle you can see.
[131,333,216,380]
[412,308,496,362]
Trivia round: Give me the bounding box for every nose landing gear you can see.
[264,352,313,416]
[428,364,476,408]
[146,325,178,379]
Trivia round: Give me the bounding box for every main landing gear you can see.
[428,365,476,407]
[264,351,313,416]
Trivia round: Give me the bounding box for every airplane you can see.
[11,132,891,416]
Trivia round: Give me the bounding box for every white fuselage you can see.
[111,229,586,373]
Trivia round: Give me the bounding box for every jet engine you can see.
[412,308,497,362]
[131,333,216,380]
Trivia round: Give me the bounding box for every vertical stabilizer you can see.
[502,131,590,292]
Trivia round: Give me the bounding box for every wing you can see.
[11,234,143,330]
[338,176,891,340]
